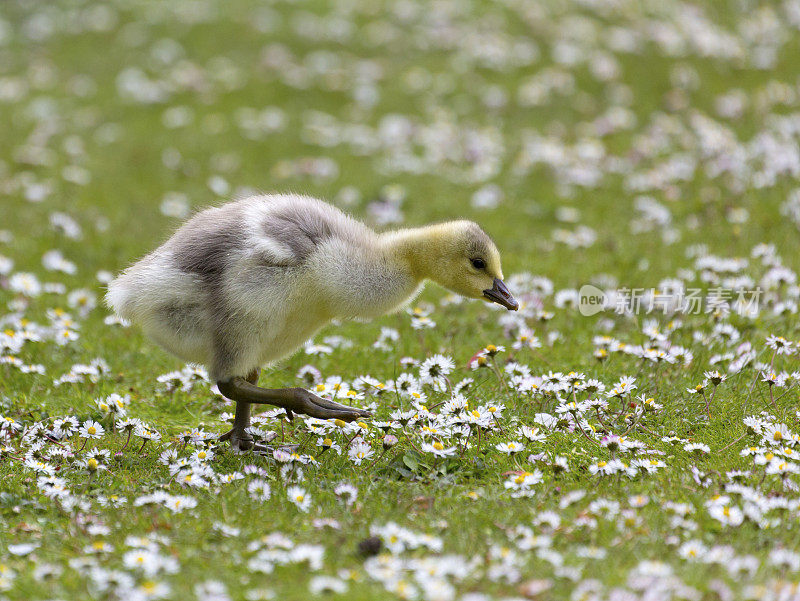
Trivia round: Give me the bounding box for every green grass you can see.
[2,0,800,599]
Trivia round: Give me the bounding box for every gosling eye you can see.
[470,258,486,270]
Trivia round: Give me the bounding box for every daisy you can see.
[317,436,340,454]
[248,479,272,501]
[753,450,777,465]
[684,442,710,454]
[296,364,322,385]
[518,425,546,442]
[333,482,358,506]
[191,449,214,463]
[83,541,114,554]
[679,540,707,560]
[504,362,531,378]
[24,458,55,475]
[504,470,543,491]
[354,375,387,395]
[219,472,245,484]
[347,438,374,465]
[179,469,209,488]
[551,456,569,474]
[165,495,197,513]
[481,344,505,357]
[687,381,708,394]
[761,371,782,386]
[419,354,455,384]
[287,486,311,512]
[390,409,418,427]
[765,459,799,476]
[118,418,143,435]
[639,396,663,412]
[420,441,457,457]
[588,460,614,476]
[97,393,128,417]
[631,458,666,473]
[157,370,190,392]
[407,390,428,404]
[763,423,792,444]
[495,441,525,454]
[79,420,105,439]
[600,435,621,452]
[304,342,333,356]
[53,328,79,345]
[453,378,475,394]
[399,357,419,368]
[9,272,42,296]
[766,335,795,354]
[122,549,163,575]
[440,395,468,415]
[708,504,744,526]
[133,580,171,600]
[309,576,348,595]
[87,448,111,461]
[726,469,751,481]
[464,408,492,429]
[136,424,162,442]
[556,400,587,415]
[410,315,436,330]
[372,326,400,351]
[79,457,107,473]
[512,328,542,350]
[67,289,97,316]
[0,416,22,433]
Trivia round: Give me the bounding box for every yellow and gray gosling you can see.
[106,194,518,451]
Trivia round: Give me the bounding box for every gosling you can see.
[106,194,518,451]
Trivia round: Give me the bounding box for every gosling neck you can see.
[378,225,447,282]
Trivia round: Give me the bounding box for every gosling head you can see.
[418,220,519,311]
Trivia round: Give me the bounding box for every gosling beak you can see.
[483,278,519,311]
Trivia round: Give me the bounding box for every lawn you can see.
[2,0,800,599]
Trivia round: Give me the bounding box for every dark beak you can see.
[483,278,519,311]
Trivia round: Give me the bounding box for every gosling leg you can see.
[216,377,371,422]
[219,369,259,451]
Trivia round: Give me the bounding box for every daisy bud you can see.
[382,435,398,449]
[601,436,620,452]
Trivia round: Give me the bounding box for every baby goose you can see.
[106,194,517,450]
